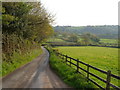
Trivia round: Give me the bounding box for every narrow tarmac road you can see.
[2,47,70,88]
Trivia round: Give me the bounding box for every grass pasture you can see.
[54,46,119,88]
[47,38,65,42]
[100,39,118,44]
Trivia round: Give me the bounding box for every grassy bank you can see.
[48,47,96,89]
[1,48,42,77]
[54,46,119,87]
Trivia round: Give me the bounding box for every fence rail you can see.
[53,50,120,90]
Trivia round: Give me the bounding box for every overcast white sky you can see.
[40,0,119,26]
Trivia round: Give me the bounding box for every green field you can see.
[49,48,96,88]
[47,38,65,42]
[54,46,119,88]
[48,38,118,45]
[100,39,118,44]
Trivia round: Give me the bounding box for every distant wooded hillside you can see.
[54,25,118,39]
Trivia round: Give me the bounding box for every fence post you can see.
[77,59,79,72]
[87,64,90,81]
[106,70,111,90]
[60,53,61,58]
[70,58,71,67]
[60,53,62,58]
[57,52,59,56]
[55,50,57,55]
[62,54,65,62]
[66,55,68,64]
[55,51,57,56]
[62,54,64,60]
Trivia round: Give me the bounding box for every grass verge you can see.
[48,47,96,89]
[54,46,119,87]
[1,48,42,77]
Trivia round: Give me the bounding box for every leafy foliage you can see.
[2,2,54,75]
[66,34,78,43]
[81,33,100,45]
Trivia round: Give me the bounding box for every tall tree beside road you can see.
[2,2,54,61]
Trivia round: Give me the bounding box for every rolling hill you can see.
[54,25,118,39]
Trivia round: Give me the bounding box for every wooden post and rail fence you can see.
[53,49,120,90]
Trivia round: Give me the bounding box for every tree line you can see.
[53,32,100,45]
[54,25,118,39]
[49,31,118,47]
[2,2,54,62]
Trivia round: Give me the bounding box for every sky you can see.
[40,0,119,26]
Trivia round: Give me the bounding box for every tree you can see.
[2,2,54,60]
[67,34,78,43]
[2,2,32,35]
[81,33,100,45]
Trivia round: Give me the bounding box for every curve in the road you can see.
[2,47,70,88]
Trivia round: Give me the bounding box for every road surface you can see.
[2,47,70,88]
